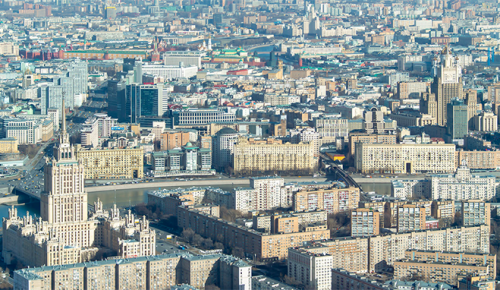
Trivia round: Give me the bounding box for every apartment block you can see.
[75,145,144,180]
[348,132,397,156]
[355,143,456,174]
[0,137,19,153]
[232,137,317,176]
[288,248,333,290]
[160,131,191,150]
[293,186,360,214]
[384,201,407,228]
[318,237,370,273]
[428,162,495,201]
[359,201,385,228]
[455,150,500,170]
[403,250,496,279]
[351,208,380,237]
[368,225,490,272]
[395,260,488,286]
[177,206,330,260]
[397,205,426,232]
[431,200,455,220]
[14,253,251,290]
[462,200,491,227]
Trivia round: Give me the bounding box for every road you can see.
[0,121,83,197]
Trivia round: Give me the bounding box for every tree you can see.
[181,228,195,243]
[214,242,224,249]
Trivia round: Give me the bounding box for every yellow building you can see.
[75,145,144,180]
[232,137,317,176]
[0,138,19,153]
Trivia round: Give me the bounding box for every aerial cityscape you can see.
[0,0,499,289]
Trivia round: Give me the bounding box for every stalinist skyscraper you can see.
[3,102,155,267]
[428,47,463,126]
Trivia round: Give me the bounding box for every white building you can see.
[391,179,429,199]
[80,117,99,148]
[427,161,496,201]
[163,51,203,68]
[232,177,286,213]
[3,118,42,144]
[288,248,332,290]
[47,108,60,132]
[141,64,198,80]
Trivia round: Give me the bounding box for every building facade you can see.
[232,137,317,176]
[75,145,144,180]
[355,143,456,174]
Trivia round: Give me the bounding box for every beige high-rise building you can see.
[75,145,144,180]
[348,132,397,157]
[474,112,497,132]
[351,208,380,237]
[3,105,155,268]
[293,186,360,214]
[0,137,19,153]
[462,200,491,227]
[232,137,317,176]
[431,200,455,220]
[355,143,456,174]
[396,205,426,232]
[296,225,490,273]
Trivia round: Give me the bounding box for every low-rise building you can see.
[0,137,19,153]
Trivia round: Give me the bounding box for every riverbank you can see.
[85,176,409,192]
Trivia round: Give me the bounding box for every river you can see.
[0,182,391,226]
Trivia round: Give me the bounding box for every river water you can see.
[0,182,391,226]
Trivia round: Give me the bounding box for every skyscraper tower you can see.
[429,46,463,126]
[41,100,88,224]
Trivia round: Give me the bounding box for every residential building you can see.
[331,268,387,290]
[348,132,397,157]
[431,200,455,220]
[396,205,426,232]
[13,253,250,290]
[351,208,380,237]
[177,205,330,260]
[160,131,190,150]
[473,112,498,132]
[232,137,317,176]
[462,200,491,227]
[212,127,238,171]
[152,142,213,177]
[293,186,360,214]
[288,248,332,290]
[0,138,19,153]
[313,116,349,138]
[81,116,99,147]
[397,81,429,99]
[363,107,397,134]
[75,145,144,180]
[355,143,456,174]
[394,251,496,285]
[428,161,495,201]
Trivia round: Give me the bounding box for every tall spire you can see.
[62,98,66,134]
